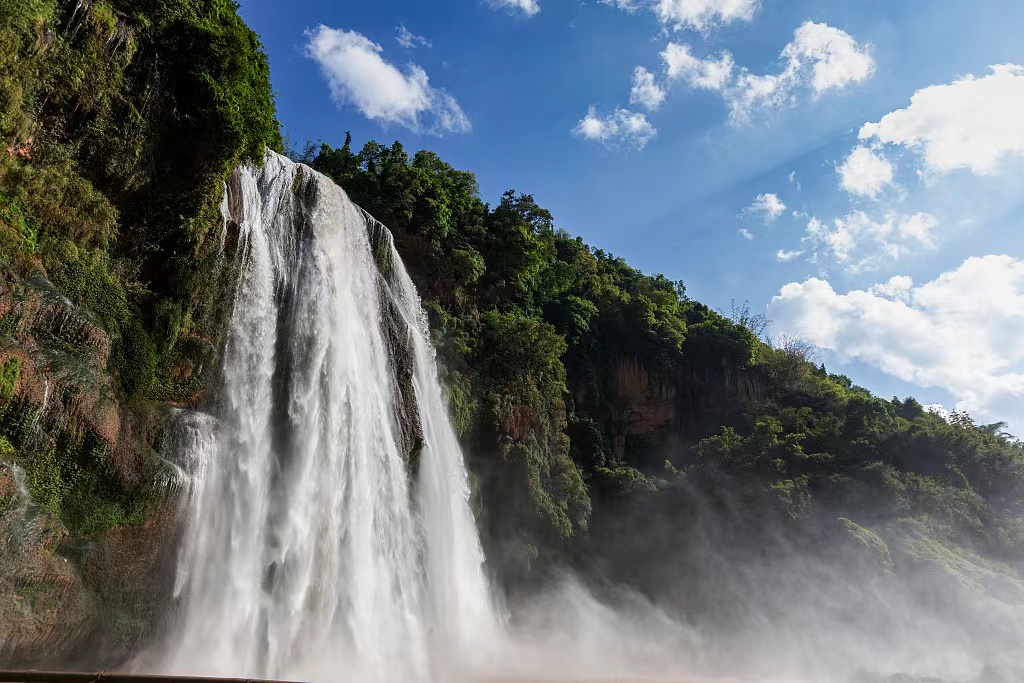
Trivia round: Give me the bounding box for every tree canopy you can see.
[302,137,1024,588]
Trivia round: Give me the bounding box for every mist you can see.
[469,462,1024,683]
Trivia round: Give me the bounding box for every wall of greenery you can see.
[0,0,280,535]
[302,137,1024,590]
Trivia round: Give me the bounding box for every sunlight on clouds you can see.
[860,64,1024,175]
[802,211,939,271]
[838,147,895,198]
[899,212,941,248]
[630,67,667,111]
[572,107,657,150]
[306,26,469,135]
[662,43,734,90]
[641,23,873,123]
[729,22,874,121]
[770,255,1024,433]
[782,21,876,94]
[776,249,803,262]
[729,72,788,118]
[601,0,757,31]
[655,0,759,32]
[870,275,914,303]
[747,192,787,220]
[600,0,643,11]
[489,0,541,16]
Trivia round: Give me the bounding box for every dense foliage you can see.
[1,0,1020,610]
[0,0,280,534]
[303,138,1024,589]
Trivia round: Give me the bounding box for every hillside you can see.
[301,138,1024,579]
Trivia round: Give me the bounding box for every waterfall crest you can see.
[162,152,499,682]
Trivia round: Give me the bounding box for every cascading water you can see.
[161,152,499,682]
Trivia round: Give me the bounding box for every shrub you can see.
[114,317,157,397]
[0,358,20,401]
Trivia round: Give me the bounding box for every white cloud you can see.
[738,228,754,240]
[489,0,540,16]
[573,107,657,150]
[925,403,952,421]
[776,249,803,262]
[838,146,895,198]
[637,23,871,124]
[662,43,734,90]
[871,274,913,303]
[728,22,874,121]
[803,211,940,270]
[747,192,787,220]
[630,67,667,111]
[788,170,801,190]
[898,212,941,247]
[306,26,469,135]
[396,25,431,49]
[654,0,759,32]
[729,72,789,118]
[860,64,1024,175]
[781,21,876,93]
[769,255,1024,433]
[601,0,642,11]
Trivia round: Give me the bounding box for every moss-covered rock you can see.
[838,517,894,571]
[0,462,95,666]
[888,518,1024,602]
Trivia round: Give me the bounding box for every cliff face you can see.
[0,0,280,664]
[0,267,183,665]
[0,161,431,666]
[605,356,676,462]
[0,463,92,664]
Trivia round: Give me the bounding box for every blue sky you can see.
[239,0,1024,433]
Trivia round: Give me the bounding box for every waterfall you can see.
[161,152,500,682]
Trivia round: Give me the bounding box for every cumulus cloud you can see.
[729,72,789,116]
[769,255,1024,433]
[655,0,759,32]
[601,0,642,9]
[306,26,469,135]
[859,64,1024,175]
[738,228,754,240]
[747,193,787,221]
[781,21,876,93]
[630,67,667,111]
[603,0,758,31]
[803,211,939,270]
[729,22,874,121]
[838,146,895,198]
[871,275,914,303]
[776,249,803,262]
[648,23,873,123]
[662,43,734,90]
[395,25,431,49]
[572,107,657,150]
[489,0,541,16]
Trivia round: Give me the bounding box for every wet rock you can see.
[0,464,95,666]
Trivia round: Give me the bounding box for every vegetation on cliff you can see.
[302,137,1024,591]
[0,0,280,536]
